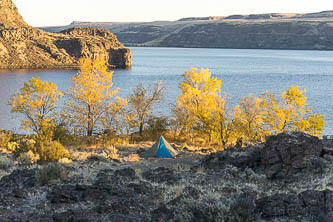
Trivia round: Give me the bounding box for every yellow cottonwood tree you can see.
[263,86,325,137]
[101,97,128,135]
[63,58,120,136]
[8,77,68,163]
[233,94,267,144]
[177,68,234,146]
[8,77,63,138]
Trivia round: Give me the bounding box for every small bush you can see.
[103,145,120,160]
[37,164,68,186]
[7,141,20,152]
[146,116,169,140]
[11,139,69,164]
[43,141,70,162]
[0,130,12,149]
[17,150,40,165]
[124,154,141,162]
[11,138,36,159]
[0,156,13,170]
[53,121,74,146]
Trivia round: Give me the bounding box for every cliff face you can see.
[0,0,131,69]
[42,11,333,50]
[158,21,333,50]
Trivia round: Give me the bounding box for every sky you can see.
[12,0,333,27]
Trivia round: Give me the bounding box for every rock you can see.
[151,205,175,222]
[53,209,98,222]
[114,167,137,180]
[0,0,131,69]
[261,132,324,179]
[0,0,27,28]
[142,167,181,185]
[0,169,38,189]
[200,145,262,170]
[256,189,333,220]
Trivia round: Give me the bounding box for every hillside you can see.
[42,11,333,50]
[0,0,131,69]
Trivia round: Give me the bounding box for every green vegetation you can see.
[0,156,13,170]
[37,164,68,186]
[3,62,325,164]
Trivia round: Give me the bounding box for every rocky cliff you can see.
[43,11,333,50]
[0,0,131,69]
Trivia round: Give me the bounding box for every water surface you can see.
[0,47,332,134]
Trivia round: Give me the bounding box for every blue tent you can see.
[142,136,178,158]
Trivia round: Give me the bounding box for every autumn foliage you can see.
[6,61,326,156]
[175,68,325,148]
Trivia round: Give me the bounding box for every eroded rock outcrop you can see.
[0,0,131,69]
[261,132,324,179]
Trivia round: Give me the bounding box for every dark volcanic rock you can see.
[142,167,181,185]
[0,169,39,201]
[200,145,262,170]
[0,169,38,189]
[151,205,175,222]
[53,209,98,222]
[0,0,131,69]
[256,189,333,220]
[261,132,324,179]
[114,167,137,180]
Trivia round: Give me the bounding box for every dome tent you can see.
[142,136,178,158]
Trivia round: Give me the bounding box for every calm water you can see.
[0,47,333,134]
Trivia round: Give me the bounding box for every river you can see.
[0,47,332,134]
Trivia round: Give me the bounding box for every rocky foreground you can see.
[0,0,131,69]
[1,132,333,221]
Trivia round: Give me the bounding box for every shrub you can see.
[102,145,120,160]
[0,156,13,170]
[53,122,74,146]
[17,150,40,165]
[146,116,169,140]
[11,138,36,159]
[37,163,68,186]
[43,141,70,162]
[124,153,141,162]
[7,141,20,152]
[0,130,12,149]
[11,139,69,164]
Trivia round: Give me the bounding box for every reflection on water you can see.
[0,47,332,134]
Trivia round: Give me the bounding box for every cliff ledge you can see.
[0,0,131,69]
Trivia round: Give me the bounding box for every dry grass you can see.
[124,154,141,162]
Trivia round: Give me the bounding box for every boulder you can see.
[261,132,323,179]
[200,145,262,170]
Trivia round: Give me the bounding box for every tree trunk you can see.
[139,123,144,136]
[87,105,93,136]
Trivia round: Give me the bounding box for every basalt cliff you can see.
[43,11,333,50]
[0,0,131,69]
